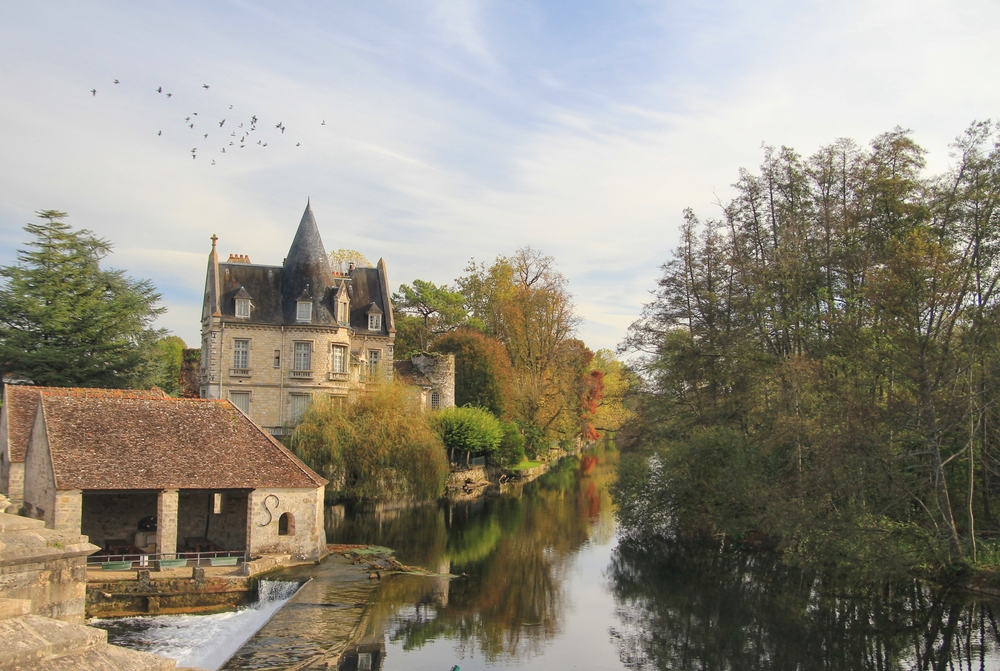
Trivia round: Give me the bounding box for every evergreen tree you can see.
[0,210,165,387]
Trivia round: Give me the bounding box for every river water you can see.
[95,442,1000,670]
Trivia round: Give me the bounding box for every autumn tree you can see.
[329,248,371,274]
[431,329,513,416]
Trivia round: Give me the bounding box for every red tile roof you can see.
[37,394,326,491]
[3,385,169,464]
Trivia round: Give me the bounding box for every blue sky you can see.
[2,1,999,350]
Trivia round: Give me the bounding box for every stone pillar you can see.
[156,489,179,559]
[52,490,82,532]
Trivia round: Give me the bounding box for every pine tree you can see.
[0,210,165,387]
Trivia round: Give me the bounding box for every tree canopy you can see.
[0,210,165,387]
[615,123,1000,577]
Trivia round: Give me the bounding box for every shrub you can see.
[433,406,503,459]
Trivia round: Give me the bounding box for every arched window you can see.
[278,512,295,536]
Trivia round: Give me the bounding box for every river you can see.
[97,442,1000,669]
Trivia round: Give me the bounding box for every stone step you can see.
[20,641,182,671]
[0,614,105,669]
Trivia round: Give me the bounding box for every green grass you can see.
[510,460,543,471]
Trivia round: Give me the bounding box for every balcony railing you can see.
[290,369,313,379]
[230,368,251,377]
[328,371,349,381]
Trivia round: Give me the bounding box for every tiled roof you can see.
[37,394,326,491]
[3,386,169,464]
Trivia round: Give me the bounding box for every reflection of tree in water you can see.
[338,443,619,663]
[608,538,1000,670]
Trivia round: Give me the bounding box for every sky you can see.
[2,1,999,351]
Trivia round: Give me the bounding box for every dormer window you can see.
[234,287,252,319]
[339,300,349,326]
[365,302,383,332]
[296,300,312,322]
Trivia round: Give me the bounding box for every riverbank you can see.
[444,440,595,501]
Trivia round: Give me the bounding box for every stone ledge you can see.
[0,598,31,620]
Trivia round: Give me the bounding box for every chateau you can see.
[200,201,396,433]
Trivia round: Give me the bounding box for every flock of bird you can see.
[90,79,319,165]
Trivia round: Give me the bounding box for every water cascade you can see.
[91,580,303,671]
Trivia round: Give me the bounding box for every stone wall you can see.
[0,512,98,623]
[410,353,456,408]
[4,463,23,509]
[0,401,10,501]
[247,487,326,561]
[23,406,57,526]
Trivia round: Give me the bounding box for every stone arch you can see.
[278,512,295,536]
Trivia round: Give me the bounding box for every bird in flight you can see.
[229,104,233,109]
[91,88,96,96]
[157,87,163,93]
[211,159,216,165]
[203,84,210,89]
[185,116,190,122]
[251,115,257,124]
[219,119,225,127]
[222,147,226,153]
[321,120,326,125]
[193,112,198,116]
[166,93,172,98]
[158,130,162,136]
[296,142,300,146]
[113,79,120,84]
[203,133,209,139]
[189,123,194,129]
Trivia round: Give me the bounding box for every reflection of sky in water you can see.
[380,538,624,671]
[90,580,301,671]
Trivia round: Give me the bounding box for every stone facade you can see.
[246,487,326,561]
[200,202,396,434]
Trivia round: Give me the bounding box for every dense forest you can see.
[615,122,1000,578]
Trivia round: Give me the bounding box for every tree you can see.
[329,248,371,274]
[151,335,186,396]
[433,406,504,464]
[290,379,449,501]
[616,123,1000,576]
[456,247,583,442]
[431,329,514,416]
[0,211,165,387]
[392,279,467,352]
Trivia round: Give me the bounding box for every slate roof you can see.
[37,394,327,491]
[3,386,169,464]
[210,202,395,335]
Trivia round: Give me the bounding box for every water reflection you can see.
[608,538,1000,670]
[328,443,619,664]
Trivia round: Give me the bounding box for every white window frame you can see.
[331,345,347,373]
[293,341,312,372]
[213,492,224,514]
[233,339,250,369]
[296,300,312,322]
[368,349,381,374]
[289,393,312,422]
[368,313,381,331]
[235,298,251,318]
[431,391,441,410]
[229,390,251,414]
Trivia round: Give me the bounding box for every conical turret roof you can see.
[282,201,336,324]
